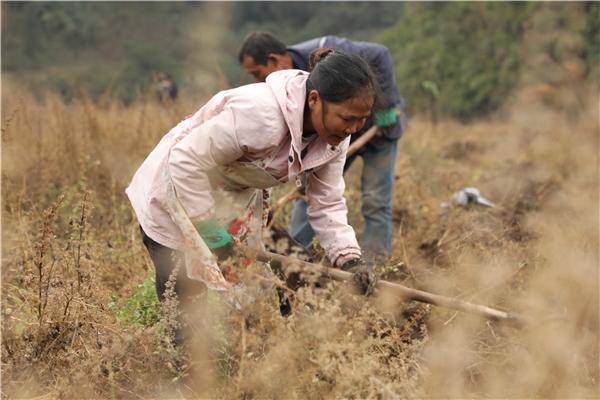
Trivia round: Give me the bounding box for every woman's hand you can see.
[340,258,377,295]
[195,218,234,258]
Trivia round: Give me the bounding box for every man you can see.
[156,72,178,102]
[238,32,406,260]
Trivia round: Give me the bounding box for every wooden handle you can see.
[245,246,527,324]
[347,125,379,156]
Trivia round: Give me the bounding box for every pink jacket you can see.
[126,69,361,265]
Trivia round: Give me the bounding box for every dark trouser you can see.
[140,226,206,302]
[140,226,206,345]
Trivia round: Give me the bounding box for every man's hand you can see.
[374,106,401,137]
[373,106,399,127]
[340,258,377,295]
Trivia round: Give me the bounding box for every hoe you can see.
[244,246,528,325]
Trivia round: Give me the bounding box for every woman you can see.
[126,49,377,322]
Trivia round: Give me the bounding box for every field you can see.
[1,80,598,399]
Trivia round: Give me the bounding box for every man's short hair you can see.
[238,32,288,65]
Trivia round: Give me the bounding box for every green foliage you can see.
[581,2,600,79]
[110,273,161,328]
[2,2,404,101]
[421,81,440,99]
[2,2,190,101]
[233,2,405,43]
[2,1,596,114]
[378,2,536,119]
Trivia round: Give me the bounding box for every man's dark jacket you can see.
[288,35,406,147]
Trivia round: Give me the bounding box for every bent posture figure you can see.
[126,49,377,341]
[239,32,406,259]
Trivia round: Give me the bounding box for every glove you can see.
[340,258,377,295]
[196,218,234,261]
[373,107,398,127]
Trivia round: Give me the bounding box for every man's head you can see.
[238,32,293,82]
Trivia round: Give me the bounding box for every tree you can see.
[378,2,536,119]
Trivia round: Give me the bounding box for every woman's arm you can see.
[167,90,285,224]
[305,148,362,265]
[167,107,244,223]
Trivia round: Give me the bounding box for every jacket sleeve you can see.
[167,106,244,223]
[305,146,361,265]
[167,92,284,224]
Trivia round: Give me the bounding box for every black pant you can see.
[140,227,208,346]
[140,226,206,302]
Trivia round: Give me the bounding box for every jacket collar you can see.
[265,69,346,177]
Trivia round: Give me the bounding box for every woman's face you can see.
[307,90,373,146]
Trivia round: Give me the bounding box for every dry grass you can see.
[1,77,598,399]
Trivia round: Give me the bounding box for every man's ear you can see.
[307,89,320,109]
[266,54,281,66]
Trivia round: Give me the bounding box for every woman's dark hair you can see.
[238,32,287,65]
[307,48,381,105]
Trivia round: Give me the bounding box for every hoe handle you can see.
[270,125,380,217]
[247,247,526,324]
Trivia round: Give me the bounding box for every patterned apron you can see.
[164,159,281,297]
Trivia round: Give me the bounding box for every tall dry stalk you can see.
[34,194,65,326]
